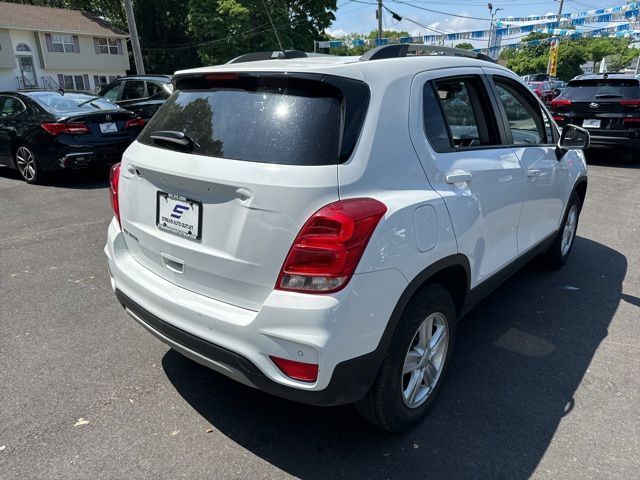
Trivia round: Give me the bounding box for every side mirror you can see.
[558,124,590,150]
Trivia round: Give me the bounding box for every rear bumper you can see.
[34,136,136,171]
[587,134,640,149]
[556,124,640,149]
[116,289,381,406]
[104,218,407,406]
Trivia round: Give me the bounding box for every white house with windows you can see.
[0,1,130,92]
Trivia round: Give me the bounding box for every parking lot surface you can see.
[1,155,639,480]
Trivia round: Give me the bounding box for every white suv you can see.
[105,45,589,432]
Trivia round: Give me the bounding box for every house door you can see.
[18,56,37,88]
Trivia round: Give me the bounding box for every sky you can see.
[328,0,631,43]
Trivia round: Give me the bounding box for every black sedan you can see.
[0,90,144,184]
[98,75,173,122]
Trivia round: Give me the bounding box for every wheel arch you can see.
[356,254,469,384]
[573,178,587,212]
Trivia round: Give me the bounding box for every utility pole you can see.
[123,0,145,74]
[547,0,564,75]
[487,4,503,54]
[377,0,383,42]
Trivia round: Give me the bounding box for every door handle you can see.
[526,169,541,179]
[445,171,473,184]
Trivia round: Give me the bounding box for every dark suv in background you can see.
[98,75,173,122]
[551,73,640,160]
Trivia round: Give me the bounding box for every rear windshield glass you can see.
[138,75,369,165]
[28,92,119,113]
[563,79,640,100]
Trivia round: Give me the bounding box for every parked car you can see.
[551,80,567,95]
[551,73,640,159]
[528,81,559,104]
[0,90,144,184]
[522,73,556,83]
[98,75,173,122]
[105,46,589,432]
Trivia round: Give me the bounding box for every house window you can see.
[97,38,119,55]
[52,34,76,53]
[63,75,75,90]
[16,43,31,52]
[62,75,86,90]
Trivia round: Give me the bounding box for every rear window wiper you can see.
[150,130,196,149]
[77,96,102,106]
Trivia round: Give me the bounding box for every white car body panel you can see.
[118,141,339,311]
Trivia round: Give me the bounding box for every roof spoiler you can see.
[226,50,308,64]
[360,44,496,63]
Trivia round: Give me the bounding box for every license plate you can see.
[99,122,118,134]
[583,119,601,129]
[156,192,202,240]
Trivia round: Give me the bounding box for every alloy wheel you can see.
[401,312,449,409]
[561,205,578,256]
[16,146,36,182]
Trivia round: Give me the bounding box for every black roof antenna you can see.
[261,0,284,54]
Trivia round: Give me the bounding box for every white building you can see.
[0,1,130,92]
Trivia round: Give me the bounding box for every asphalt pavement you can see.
[1,154,639,479]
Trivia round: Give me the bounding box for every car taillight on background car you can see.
[551,99,572,108]
[276,198,387,294]
[109,162,121,226]
[125,117,145,129]
[41,122,90,136]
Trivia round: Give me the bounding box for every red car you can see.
[528,81,560,104]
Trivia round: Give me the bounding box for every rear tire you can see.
[356,284,456,432]
[15,144,46,184]
[543,191,581,269]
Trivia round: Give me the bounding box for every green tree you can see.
[454,42,473,50]
[365,29,410,40]
[6,0,339,72]
[189,0,338,66]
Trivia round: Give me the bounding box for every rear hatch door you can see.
[118,72,369,311]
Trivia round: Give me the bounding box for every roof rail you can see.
[360,44,495,63]
[227,50,308,64]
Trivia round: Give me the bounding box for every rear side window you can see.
[122,80,146,100]
[425,77,498,149]
[563,79,640,100]
[0,96,25,117]
[423,84,451,151]
[139,75,369,165]
[147,81,170,99]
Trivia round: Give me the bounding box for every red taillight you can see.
[623,117,640,125]
[125,117,145,129]
[551,99,572,108]
[620,100,640,112]
[109,162,121,226]
[277,198,387,293]
[270,356,318,383]
[41,122,90,136]
[553,115,564,122]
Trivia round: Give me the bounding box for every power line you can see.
[390,0,492,21]
[382,5,449,35]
